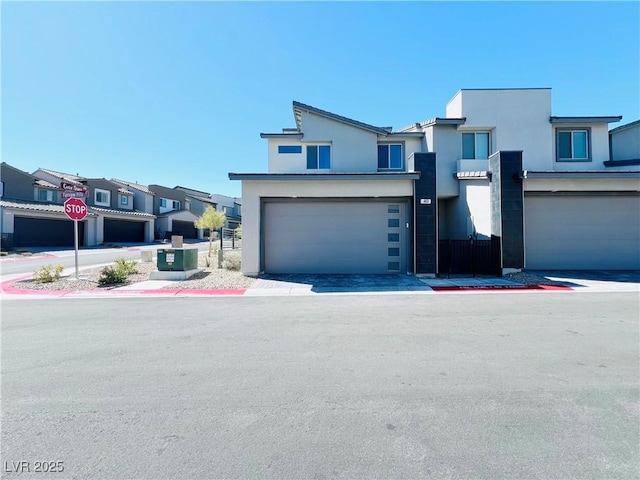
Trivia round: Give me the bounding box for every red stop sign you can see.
[64,197,88,220]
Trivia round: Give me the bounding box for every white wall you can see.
[552,123,610,171]
[611,123,640,161]
[241,179,415,275]
[455,89,553,171]
[439,181,491,239]
[524,177,640,193]
[427,125,462,198]
[267,113,423,174]
[445,91,463,118]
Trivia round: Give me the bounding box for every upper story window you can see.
[462,132,490,159]
[38,189,56,202]
[95,189,110,206]
[278,145,302,154]
[306,145,330,170]
[378,144,403,170]
[556,129,590,161]
[121,195,128,205]
[161,198,180,209]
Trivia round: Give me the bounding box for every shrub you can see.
[33,264,65,283]
[98,258,138,285]
[114,257,138,275]
[98,266,128,286]
[222,251,242,271]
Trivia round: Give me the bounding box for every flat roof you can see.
[229,172,420,181]
[550,116,622,124]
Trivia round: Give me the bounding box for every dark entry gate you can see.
[438,236,501,277]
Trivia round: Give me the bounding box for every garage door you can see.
[14,216,85,247]
[172,220,198,239]
[263,201,408,274]
[104,219,145,243]
[525,195,640,269]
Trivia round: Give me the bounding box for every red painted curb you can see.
[1,277,246,297]
[431,284,572,292]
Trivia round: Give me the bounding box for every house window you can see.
[121,196,128,205]
[557,129,590,161]
[306,145,331,170]
[172,200,180,209]
[278,145,302,154]
[462,132,490,159]
[38,189,56,202]
[378,144,403,170]
[95,189,110,206]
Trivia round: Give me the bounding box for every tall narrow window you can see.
[462,132,490,159]
[306,145,331,169]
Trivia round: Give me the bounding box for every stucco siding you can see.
[241,179,414,275]
[611,123,640,161]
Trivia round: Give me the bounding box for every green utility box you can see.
[157,248,198,271]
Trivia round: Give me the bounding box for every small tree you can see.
[194,205,227,258]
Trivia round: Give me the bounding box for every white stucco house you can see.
[232,88,640,276]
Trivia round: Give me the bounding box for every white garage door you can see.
[525,195,640,269]
[264,201,408,274]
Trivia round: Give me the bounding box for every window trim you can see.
[378,143,404,170]
[461,131,491,160]
[94,188,111,207]
[38,189,56,202]
[556,127,592,162]
[306,145,331,170]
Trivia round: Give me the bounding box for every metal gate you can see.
[438,236,501,277]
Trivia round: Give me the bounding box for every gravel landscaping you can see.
[503,271,569,286]
[12,251,256,291]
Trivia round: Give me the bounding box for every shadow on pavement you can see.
[257,274,431,293]
[527,270,640,287]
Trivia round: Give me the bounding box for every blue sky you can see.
[2,1,638,198]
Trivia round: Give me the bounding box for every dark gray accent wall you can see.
[86,179,120,208]
[489,151,524,269]
[0,163,36,201]
[148,185,187,214]
[412,153,437,274]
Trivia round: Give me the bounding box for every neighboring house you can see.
[210,194,242,229]
[111,178,156,214]
[31,168,155,245]
[0,163,98,248]
[608,120,640,168]
[230,90,640,276]
[148,185,217,240]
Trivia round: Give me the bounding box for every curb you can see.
[0,276,247,297]
[430,284,572,292]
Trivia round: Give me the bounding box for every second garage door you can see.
[104,219,145,243]
[14,216,85,247]
[263,201,408,274]
[525,194,640,269]
[172,220,198,239]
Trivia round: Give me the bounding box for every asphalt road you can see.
[2,293,639,479]
[0,241,239,277]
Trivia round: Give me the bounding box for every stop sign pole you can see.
[64,198,88,279]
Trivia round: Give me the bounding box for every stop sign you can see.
[64,197,88,221]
